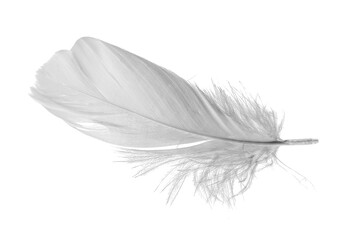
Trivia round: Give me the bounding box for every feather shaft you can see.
[282,138,319,145]
[200,137,318,146]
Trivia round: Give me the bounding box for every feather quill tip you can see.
[283,138,319,145]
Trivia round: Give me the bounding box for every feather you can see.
[31,37,318,205]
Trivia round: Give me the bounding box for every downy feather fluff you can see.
[31,37,318,205]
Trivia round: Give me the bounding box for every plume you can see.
[31,37,318,205]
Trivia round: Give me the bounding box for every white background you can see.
[1,0,359,239]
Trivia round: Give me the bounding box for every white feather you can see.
[31,37,318,205]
